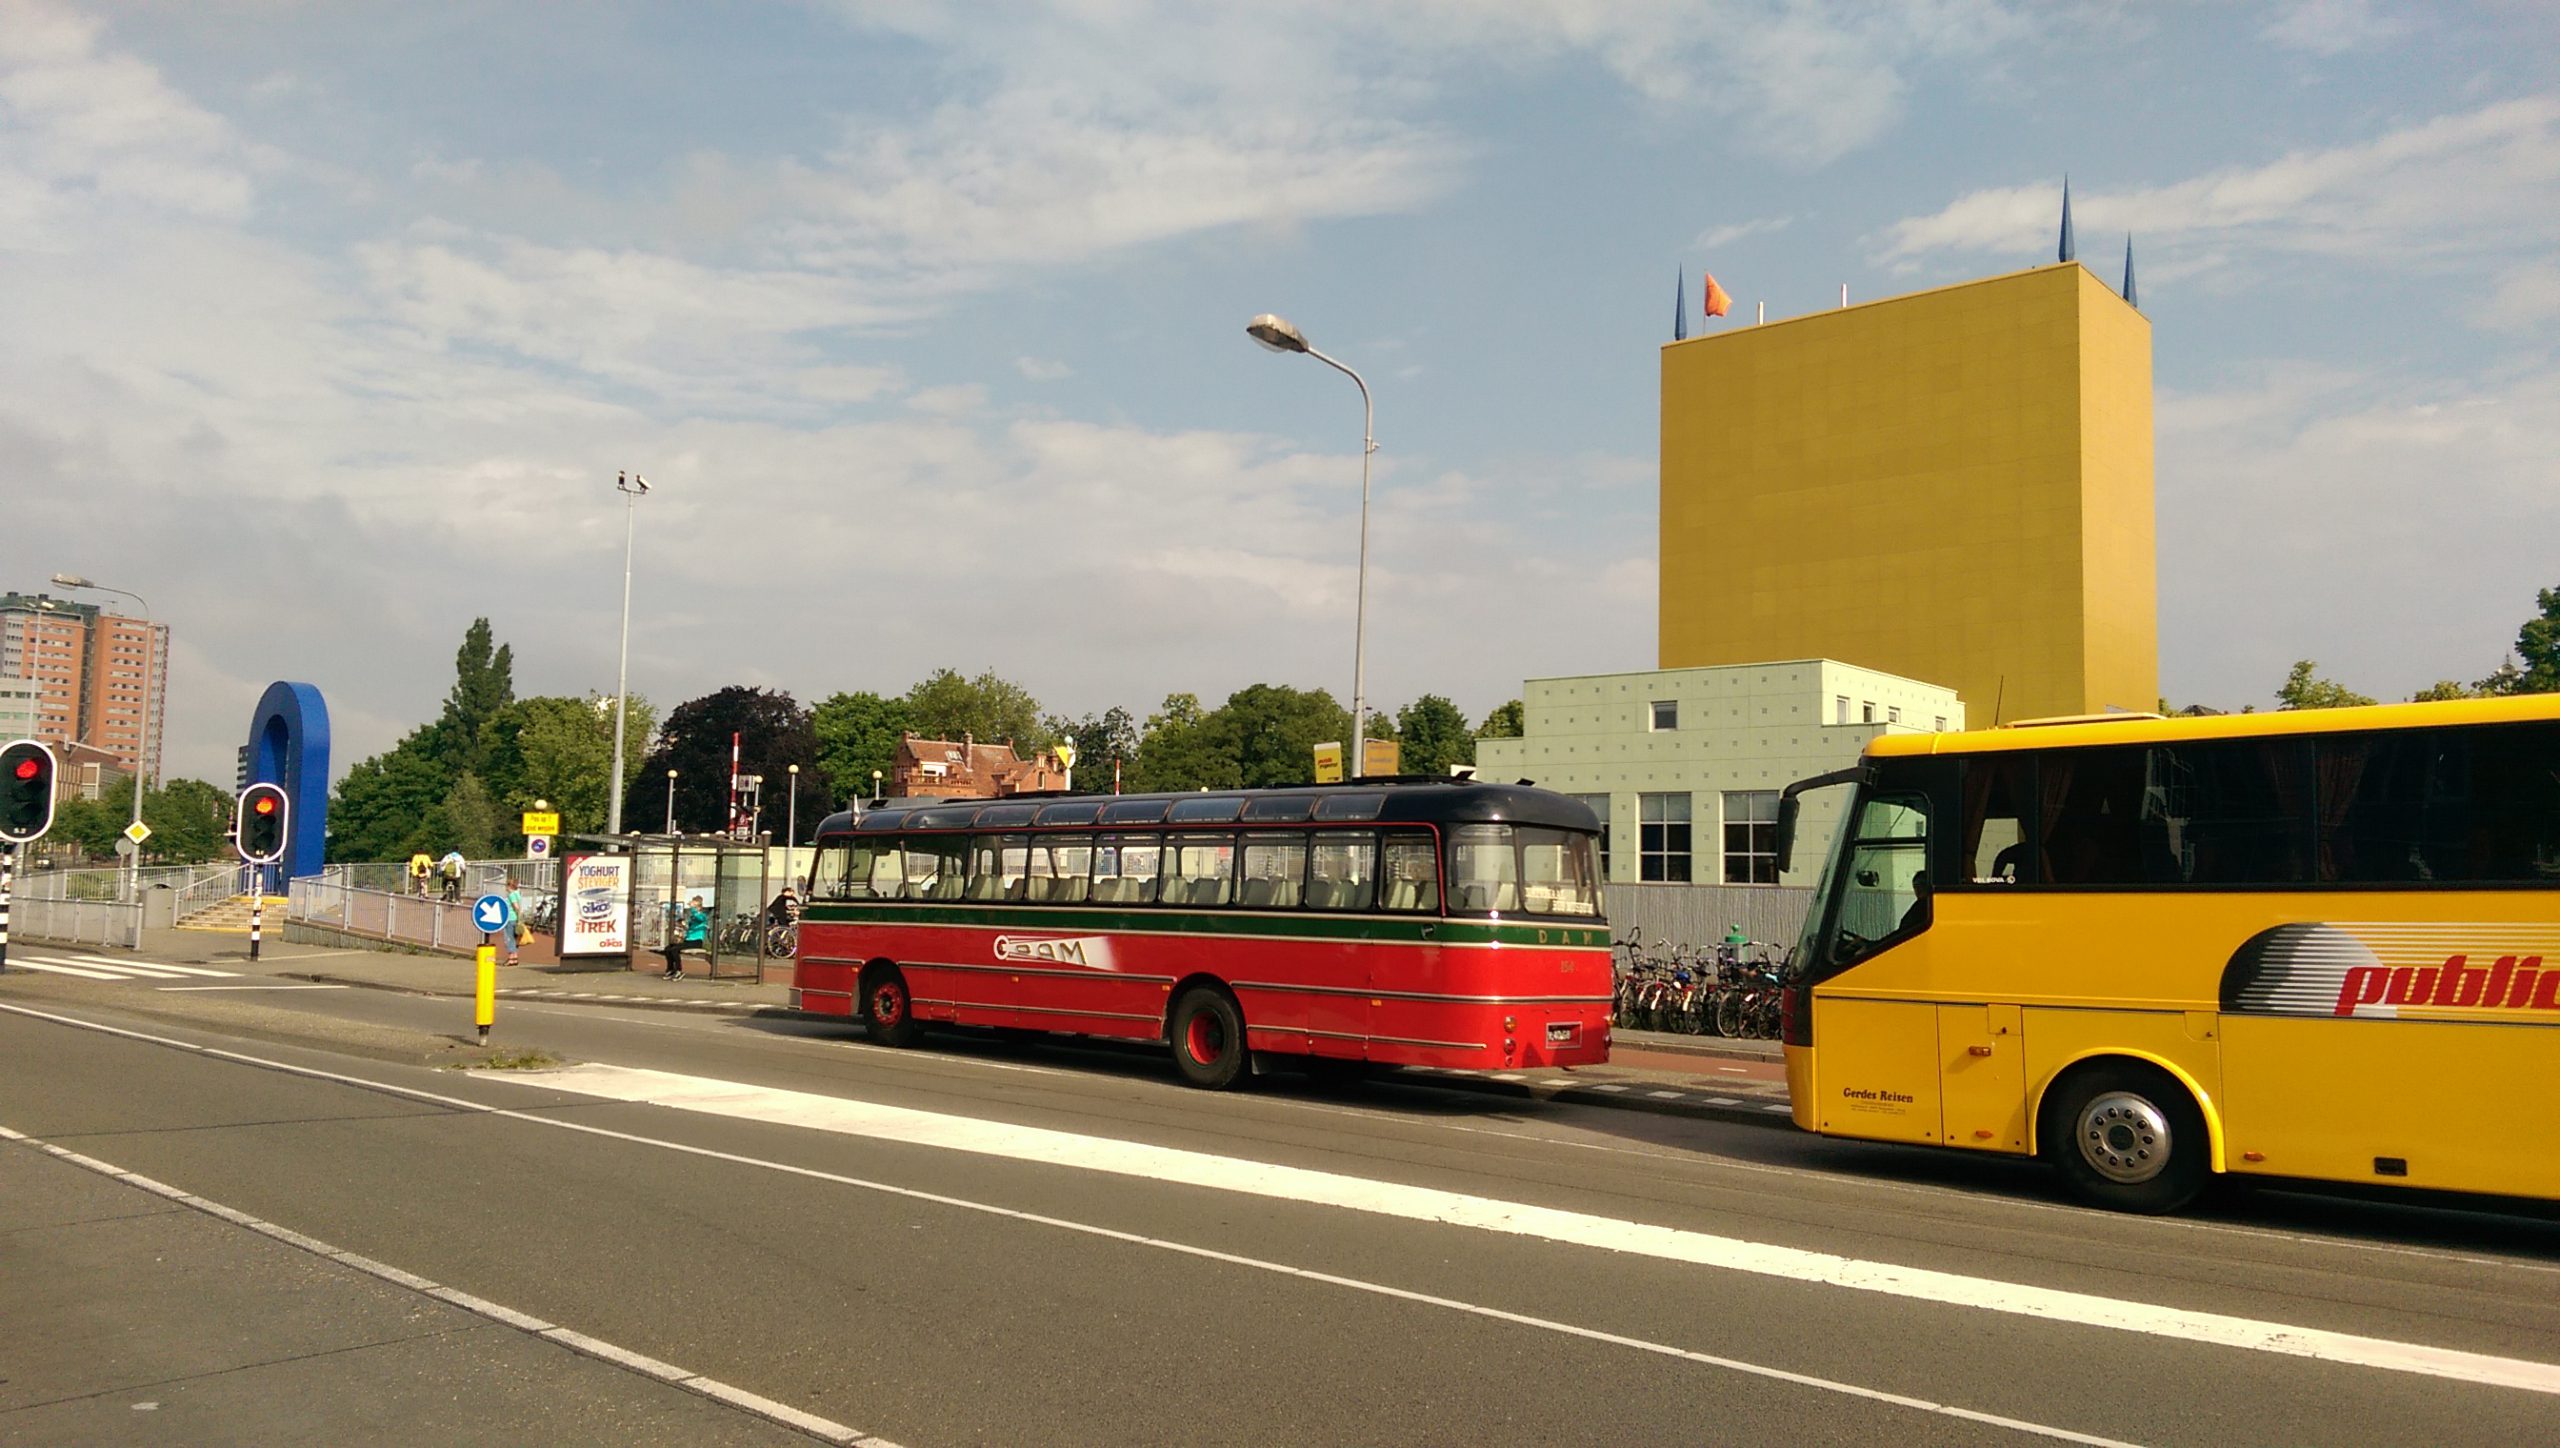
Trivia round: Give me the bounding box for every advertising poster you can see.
[559,853,632,957]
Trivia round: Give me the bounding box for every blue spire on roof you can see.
[1673,269,1688,341]
[2058,176,2076,264]
[2122,234,2138,308]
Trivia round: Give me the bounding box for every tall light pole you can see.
[1245,314,1377,776]
[785,762,800,888]
[605,471,650,836]
[663,769,678,834]
[51,574,153,897]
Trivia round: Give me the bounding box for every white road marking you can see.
[1718,1066,1750,1074]
[156,984,349,993]
[1587,1083,1629,1093]
[1647,1090,1685,1099]
[8,959,124,980]
[0,1119,894,1448]
[76,957,239,978]
[1704,1097,1742,1107]
[502,1062,2560,1402]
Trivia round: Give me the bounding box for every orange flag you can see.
[1702,272,1733,318]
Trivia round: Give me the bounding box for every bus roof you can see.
[812,779,1600,837]
[1869,693,2560,758]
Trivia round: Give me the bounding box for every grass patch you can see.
[455,1048,563,1071]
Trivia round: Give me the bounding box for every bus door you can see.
[1801,785,1947,1146]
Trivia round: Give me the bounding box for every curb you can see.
[1609,1030,1786,1064]
[286,971,1799,1125]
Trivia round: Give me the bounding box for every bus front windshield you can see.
[1797,786,1933,976]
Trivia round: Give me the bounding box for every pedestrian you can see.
[408,852,433,896]
[438,849,466,902]
[662,894,708,980]
[505,877,528,966]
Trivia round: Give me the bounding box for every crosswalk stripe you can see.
[72,960,194,978]
[9,959,125,980]
[74,957,238,978]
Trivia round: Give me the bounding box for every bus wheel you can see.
[863,966,922,1049]
[1170,987,1249,1090]
[2045,1063,2208,1215]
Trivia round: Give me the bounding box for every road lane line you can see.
[0,1001,2135,1442]
[156,984,350,992]
[0,1121,888,1447]
[501,1062,2560,1402]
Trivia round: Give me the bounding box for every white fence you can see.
[1605,883,1813,956]
[289,871,499,954]
[9,893,144,950]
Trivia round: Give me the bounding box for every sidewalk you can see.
[65,927,1795,1125]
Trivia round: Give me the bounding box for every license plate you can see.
[1546,1022,1578,1045]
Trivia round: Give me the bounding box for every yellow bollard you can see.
[475,943,497,1044]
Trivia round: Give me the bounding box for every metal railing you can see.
[290,873,493,954]
[11,893,144,950]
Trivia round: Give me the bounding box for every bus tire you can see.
[862,964,923,1049]
[1170,986,1250,1090]
[2043,1062,2208,1215]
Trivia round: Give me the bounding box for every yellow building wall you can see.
[1659,264,2157,723]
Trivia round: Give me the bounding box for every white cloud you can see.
[1015,356,1073,381]
[2262,0,2415,57]
[1877,97,2560,273]
[1696,215,1793,250]
[2472,261,2560,334]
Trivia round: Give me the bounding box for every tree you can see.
[2409,680,2480,703]
[47,794,123,861]
[2275,661,2376,711]
[641,687,825,837]
[1476,699,1525,738]
[430,771,499,859]
[1126,693,1238,793]
[2479,585,2560,695]
[479,693,655,841]
[1394,694,1476,776]
[142,778,234,864]
[1209,683,1351,788]
[812,690,914,805]
[903,668,1047,752]
[436,618,515,777]
[328,727,452,861]
[1045,706,1140,794]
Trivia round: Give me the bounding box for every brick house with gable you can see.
[890,732,1069,798]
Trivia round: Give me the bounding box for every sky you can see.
[3,0,2555,786]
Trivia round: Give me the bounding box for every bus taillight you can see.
[1780,984,1811,1047]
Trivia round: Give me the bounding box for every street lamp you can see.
[663,769,678,834]
[871,769,883,803]
[778,767,798,890]
[1245,314,1378,776]
[605,471,650,836]
[50,573,154,897]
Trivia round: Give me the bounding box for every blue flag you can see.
[1673,270,1688,341]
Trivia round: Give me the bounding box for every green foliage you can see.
[142,778,234,863]
[432,771,499,858]
[2409,680,2481,703]
[1476,699,1525,738]
[1045,706,1140,794]
[2275,660,2376,711]
[1125,693,1240,793]
[436,618,515,776]
[478,693,654,841]
[640,686,825,837]
[46,794,124,860]
[812,690,914,804]
[1394,694,1476,776]
[903,668,1047,752]
[2477,585,2560,696]
[1216,683,1353,788]
[327,727,452,861]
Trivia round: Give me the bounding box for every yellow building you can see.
[1659,263,2157,723]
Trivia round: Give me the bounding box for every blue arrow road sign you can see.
[473,893,515,933]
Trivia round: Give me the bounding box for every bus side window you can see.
[1092,834,1161,904]
[863,843,905,899]
[907,837,966,900]
[1379,831,1439,913]
[1307,832,1379,911]
[1962,757,2034,884]
[1239,833,1308,909]
[1165,833,1236,908]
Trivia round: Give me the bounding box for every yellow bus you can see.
[1775,695,2559,1213]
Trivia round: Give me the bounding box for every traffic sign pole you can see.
[250,889,263,962]
[1,841,14,974]
[475,942,497,1044]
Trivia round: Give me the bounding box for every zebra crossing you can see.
[4,952,244,984]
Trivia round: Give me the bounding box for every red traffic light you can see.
[12,758,34,780]
[254,797,276,815]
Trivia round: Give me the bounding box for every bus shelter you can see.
[559,832,777,982]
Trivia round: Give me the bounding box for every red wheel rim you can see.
[874,982,906,1025]
[1185,1010,1224,1064]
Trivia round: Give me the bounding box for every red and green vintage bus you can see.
[794,780,1612,1087]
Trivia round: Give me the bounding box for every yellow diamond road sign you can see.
[1054,741,1077,770]
[521,810,560,837]
[123,820,152,845]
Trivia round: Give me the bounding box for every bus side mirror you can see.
[1776,794,1800,874]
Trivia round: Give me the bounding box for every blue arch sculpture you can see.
[247,682,330,887]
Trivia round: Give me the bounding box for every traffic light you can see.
[1,739,56,845]
[236,783,290,863]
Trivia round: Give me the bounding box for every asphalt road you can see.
[4,965,2558,1446]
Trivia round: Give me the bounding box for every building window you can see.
[1934,716,1948,732]
[1722,791,1780,884]
[1862,702,1876,724]
[1574,794,1611,876]
[1638,793,1691,881]
[1835,696,1850,725]
[1649,699,1678,731]
[1888,706,1901,725]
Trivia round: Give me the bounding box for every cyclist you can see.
[437,850,467,902]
